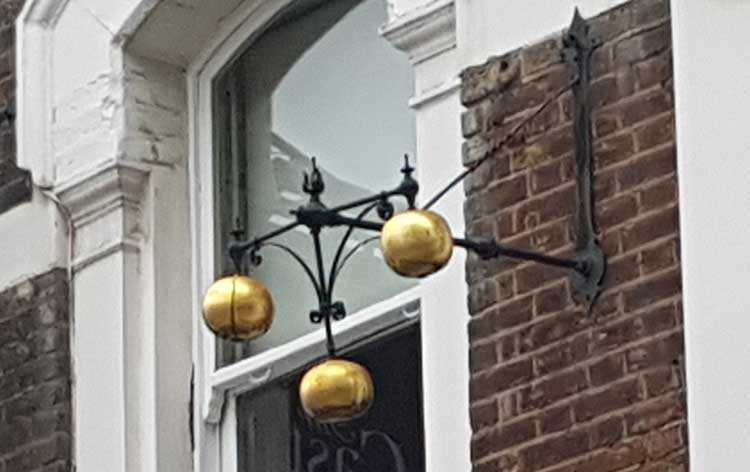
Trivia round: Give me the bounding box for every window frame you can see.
[188,1,429,470]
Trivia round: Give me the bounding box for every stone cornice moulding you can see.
[380,0,456,65]
[55,160,150,271]
[55,160,150,222]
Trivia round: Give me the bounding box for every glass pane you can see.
[237,324,425,471]
[214,0,417,365]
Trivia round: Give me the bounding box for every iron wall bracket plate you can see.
[563,8,607,309]
[571,243,606,307]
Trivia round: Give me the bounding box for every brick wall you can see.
[0,270,71,472]
[0,0,30,215]
[461,1,688,470]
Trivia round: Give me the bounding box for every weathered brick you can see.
[530,160,562,194]
[617,145,676,192]
[522,37,562,77]
[595,132,635,169]
[622,268,681,312]
[621,90,672,127]
[639,176,677,211]
[471,399,499,431]
[534,332,590,376]
[472,359,533,401]
[470,343,498,373]
[625,393,685,434]
[589,416,625,449]
[613,22,670,65]
[644,365,680,397]
[621,205,679,252]
[520,429,589,470]
[521,310,586,353]
[589,353,626,386]
[0,269,71,469]
[515,184,574,232]
[534,282,569,317]
[597,194,638,228]
[486,174,528,210]
[472,417,536,459]
[635,51,673,89]
[640,238,678,274]
[539,403,573,434]
[521,368,588,411]
[462,56,520,106]
[574,378,642,422]
[464,2,686,470]
[626,331,684,372]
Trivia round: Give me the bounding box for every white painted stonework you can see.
[8,0,750,470]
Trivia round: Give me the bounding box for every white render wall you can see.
[670,2,750,470]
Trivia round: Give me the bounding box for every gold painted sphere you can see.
[380,210,454,278]
[299,359,375,423]
[202,275,274,341]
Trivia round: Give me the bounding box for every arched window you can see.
[211,0,425,469]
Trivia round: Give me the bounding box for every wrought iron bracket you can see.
[222,11,611,356]
[563,9,607,307]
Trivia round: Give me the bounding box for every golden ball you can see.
[380,210,454,278]
[299,359,374,423]
[202,275,274,341]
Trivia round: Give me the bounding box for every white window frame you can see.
[188,2,432,470]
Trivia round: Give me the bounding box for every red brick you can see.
[621,206,679,252]
[620,90,672,127]
[471,399,499,431]
[626,331,684,372]
[640,238,678,274]
[617,145,676,192]
[595,132,635,169]
[622,268,681,313]
[471,417,536,459]
[471,359,533,400]
[639,176,677,212]
[613,23,670,66]
[521,311,585,353]
[540,404,573,434]
[534,332,590,376]
[470,343,498,373]
[464,3,686,470]
[522,37,562,77]
[635,51,673,89]
[519,430,589,471]
[515,184,575,231]
[589,353,626,387]
[534,282,569,316]
[469,278,499,314]
[521,368,588,411]
[644,366,680,397]
[495,296,533,329]
[625,393,685,434]
[645,425,684,460]
[635,113,674,151]
[554,439,647,472]
[589,416,625,449]
[604,252,640,288]
[591,303,676,354]
[530,160,562,194]
[574,378,642,422]
[486,174,528,210]
[594,109,621,138]
[597,194,638,228]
